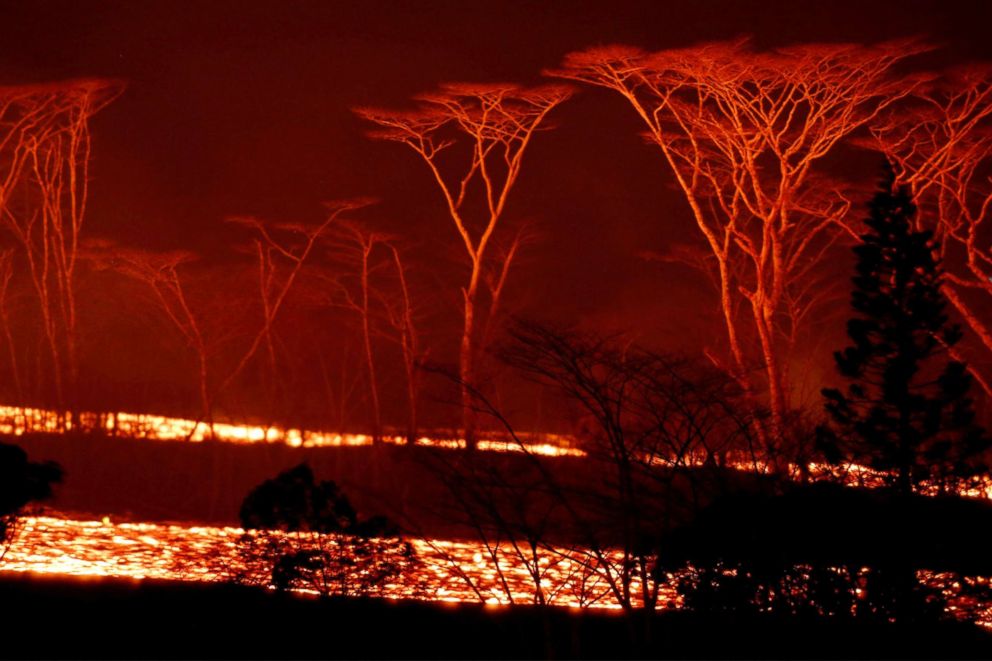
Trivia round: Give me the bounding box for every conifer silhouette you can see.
[819,163,990,495]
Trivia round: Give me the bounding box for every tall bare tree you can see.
[0,249,22,401]
[109,249,216,439]
[324,220,392,443]
[222,200,370,408]
[869,65,992,397]
[356,83,572,448]
[383,242,425,444]
[0,79,120,419]
[550,40,923,461]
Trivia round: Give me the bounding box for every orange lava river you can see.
[1,402,990,625]
[1,514,665,609]
[2,513,990,627]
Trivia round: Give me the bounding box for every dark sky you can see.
[1,0,990,352]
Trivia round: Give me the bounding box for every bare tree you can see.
[222,199,372,404]
[0,80,120,419]
[383,242,425,444]
[356,83,573,448]
[425,438,571,606]
[425,322,756,612]
[108,249,216,439]
[320,220,428,444]
[550,40,924,460]
[869,65,992,397]
[497,321,758,611]
[323,220,392,443]
[0,249,22,401]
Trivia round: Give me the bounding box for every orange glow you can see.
[2,404,989,618]
[2,513,987,625]
[0,404,585,457]
[5,403,992,494]
[2,514,663,610]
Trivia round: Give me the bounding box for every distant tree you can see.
[104,249,219,439]
[383,242,425,445]
[818,165,991,495]
[317,220,427,444]
[221,199,372,410]
[322,221,393,444]
[356,83,572,449]
[0,442,61,560]
[235,463,421,597]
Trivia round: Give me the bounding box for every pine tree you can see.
[819,163,990,495]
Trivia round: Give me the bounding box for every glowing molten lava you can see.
[0,404,585,457]
[2,514,661,609]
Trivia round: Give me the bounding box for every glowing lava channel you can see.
[0,404,585,457]
[2,514,658,609]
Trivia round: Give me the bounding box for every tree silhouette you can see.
[0,442,61,560]
[236,463,421,597]
[660,482,992,622]
[819,165,991,495]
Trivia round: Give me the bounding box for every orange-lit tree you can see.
[0,80,120,420]
[869,66,992,398]
[322,221,427,444]
[323,220,392,443]
[222,199,370,417]
[0,250,22,401]
[356,83,572,448]
[108,249,217,439]
[383,242,424,444]
[551,40,923,462]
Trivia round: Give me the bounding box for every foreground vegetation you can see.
[3,573,990,659]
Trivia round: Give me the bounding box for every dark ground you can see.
[6,431,757,540]
[6,434,992,659]
[3,573,991,659]
[6,431,585,533]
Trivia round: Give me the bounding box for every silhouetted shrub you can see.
[0,442,62,554]
[234,463,421,597]
[660,483,992,624]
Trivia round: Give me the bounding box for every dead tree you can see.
[0,80,120,419]
[869,65,992,397]
[108,249,216,439]
[383,242,425,444]
[221,200,369,418]
[0,250,22,401]
[356,83,572,449]
[496,321,757,611]
[323,220,392,443]
[550,39,924,461]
